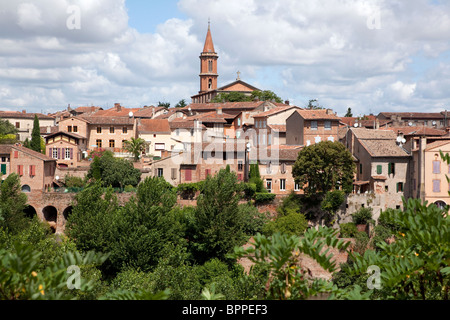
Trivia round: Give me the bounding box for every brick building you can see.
[8,145,56,193]
[286,109,340,146]
[45,132,88,168]
[0,111,55,141]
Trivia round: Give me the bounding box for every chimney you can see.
[326,109,333,115]
[115,103,122,111]
[217,107,223,115]
[47,126,51,134]
[284,100,290,105]
[22,110,26,114]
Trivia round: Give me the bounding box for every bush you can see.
[242,183,257,200]
[339,223,358,238]
[238,203,269,236]
[263,211,308,237]
[254,193,276,205]
[277,192,302,216]
[351,207,373,225]
[64,175,86,188]
[177,183,200,200]
[124,185,136,193]
[321,190,346,214]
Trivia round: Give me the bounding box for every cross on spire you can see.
[236,71,241,80]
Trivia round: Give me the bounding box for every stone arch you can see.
[21,185,31,193]
[23,205,37,219]
[63,206,73,223]
[43,206,58,233]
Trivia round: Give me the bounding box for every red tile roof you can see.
[0,111,54,120]
[425,139,450,151]
[138,119,171,134]
[268,125,287,133]
[381,126,447,137]
[254,106,300,118]
[12,145,56,162]
[296,109,340,120]
[90,106,140,118]
[378,112,445,120]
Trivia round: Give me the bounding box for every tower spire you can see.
[199,21,219,94]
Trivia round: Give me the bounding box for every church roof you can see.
[203,25,215,53]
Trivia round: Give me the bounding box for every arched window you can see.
[208,60,213,72]
[208,79,212,89]
[21,185,31,193]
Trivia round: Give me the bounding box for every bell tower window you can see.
[208,79,212,89]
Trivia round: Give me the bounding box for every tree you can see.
[158,102,170,108]
[0,118,17,136]
[0,118,18,145]
[189,169,248,263]
[86,151,141,189]
[306,99,324,110]
[341,198,450,300]
[211,92,251,103]
[232,228,350,300]
[123,138,148,162]
[251,90,283,103]
[344,107,353,117]
[30,115,41,153]
[175,99,187,108]
[0,174,29,235]
[292,141,356,197]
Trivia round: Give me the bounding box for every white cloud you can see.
[0,0,449,115]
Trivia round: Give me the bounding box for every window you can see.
[176,129,180,136]
[377,165,382,175]
[325,121,331,130]
[97,127,102,134]
[205,169,211,177]
[157,168,164,178]
[190,129,194,137]
[123,127,128,134]
[96,140,102,148]
[236,131,241,139]
[155,143,165,151]
[14,151,19,159]
[109,140,115,148]
[397,182,404,193]
[433,161,441,174]
[52,148,58,159]
[280,179,286,191]
[311,121,318,130]
[385,185,389,192]
[68,126,73,133]
[110,127,115,134]
[388,163,396,176]
[433,180,440,193]
[237,118,241,127]
[294,183,300,192]
[65,148,72,160]
[238,161,244,171]
[266,162,272,174]
[1,157,6,162]
[15,122,20,129]
[171,168,177,180]
[266,179,272,193]
[281,163,287,174]
[360,164,363,175]
[73,126,78,133]
[268,133,272,146]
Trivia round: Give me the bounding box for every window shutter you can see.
[433,161,440,174]
[14,151,19,159]
[377,165,382,175]
[70,148,74,160]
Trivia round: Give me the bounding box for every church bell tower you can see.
[199,21,219,93]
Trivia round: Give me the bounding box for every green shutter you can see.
[377,165,382,175]
[1,164,6,175]
[388,163,392,175]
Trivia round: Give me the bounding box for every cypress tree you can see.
[30,115,41,153]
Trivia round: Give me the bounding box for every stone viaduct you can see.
[25,191,134,234]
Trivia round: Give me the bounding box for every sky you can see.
[0,0,450,117]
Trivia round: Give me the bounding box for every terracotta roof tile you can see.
[12,145,56,162]
[254,106,300,118]
[268,125,287,133]
[0,111,54,120]
[359,139,410,158]
[296,109,340,120]
[381,126,447,137]
[378,112,445,120]
[0,145,12,154]
[138,119,171,134]
[425,140,450,151]
[351,128,397,140]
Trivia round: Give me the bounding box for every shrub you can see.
[177,183,200,200]
[124,185,136,193]
[263,211,308,237]
[242,183,257,200]
[351,207,373,225]
[64,175,86,188]
[321,190,346,214]
[254,193,276,205]
[339,223,358,238]
[277,192,302,217]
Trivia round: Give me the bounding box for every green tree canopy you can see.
[30,115,41,153]
[211,90,283,103]
[189,169,248,263]
[86,151,141,189]
[0,174,29,235]
[344,107,353,117]
[292,141,356,196]
[175,99,187,108]
[0,118,17,136]
[306,99,324,110]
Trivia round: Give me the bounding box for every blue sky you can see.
[0,0,449,116]
[126,0,186,33]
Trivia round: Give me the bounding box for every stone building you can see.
[0,111,55,141]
